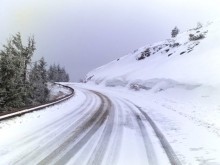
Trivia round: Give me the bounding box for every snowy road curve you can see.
[0,85,181,165]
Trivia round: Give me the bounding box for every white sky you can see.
[1,0,220,81]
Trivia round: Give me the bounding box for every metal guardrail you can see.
[0,83,74,121]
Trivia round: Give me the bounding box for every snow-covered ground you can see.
[48,83,72,100]
[77,82,220,165]
[1,82,220,164]
[0,85,173,165]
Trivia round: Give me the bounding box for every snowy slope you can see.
[83,20,220,164]
[86,20,220,88]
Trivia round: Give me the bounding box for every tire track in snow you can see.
[71,95,124,165]
[126,100,182,165]
[103,100,123,165]
[10,91,91,150]
[53,91,114,165]
[120,99,159,165]
[1,86,182,165]
[39,90,111,165]
[12,90,98,164]
[85,91,115,165]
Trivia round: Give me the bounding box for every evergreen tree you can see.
[0,33,36,111]
[48,65,54,82]
[0,39,26,110]
[47,64,70,82]
[171,26,179,38]
[29,58,49,104]
[196,22,202,30]
[0,33,69,111]
[11,33,35,83]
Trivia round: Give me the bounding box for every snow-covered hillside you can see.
[86,20,220,88]
[83,20,220,164]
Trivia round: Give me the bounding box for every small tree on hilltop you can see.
[196,22,203,30]
[171,26,179,38]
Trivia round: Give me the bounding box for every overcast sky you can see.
[0,0,219,81]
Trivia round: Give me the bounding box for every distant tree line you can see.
[48,64,69,82]
[0,33,69,112]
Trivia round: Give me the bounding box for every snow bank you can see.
[48,83,72,100]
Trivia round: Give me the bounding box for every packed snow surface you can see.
[0,85,172,165]
[77,83,220,165]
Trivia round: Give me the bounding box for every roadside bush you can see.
[137,48,151,60]
[129,83,151,91]
[189,33,205,41]
[170,42,180,48]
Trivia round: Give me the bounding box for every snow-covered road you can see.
[0,85,178,165]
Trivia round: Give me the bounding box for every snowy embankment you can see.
[48,83,72,100]
[83,20,220,164]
